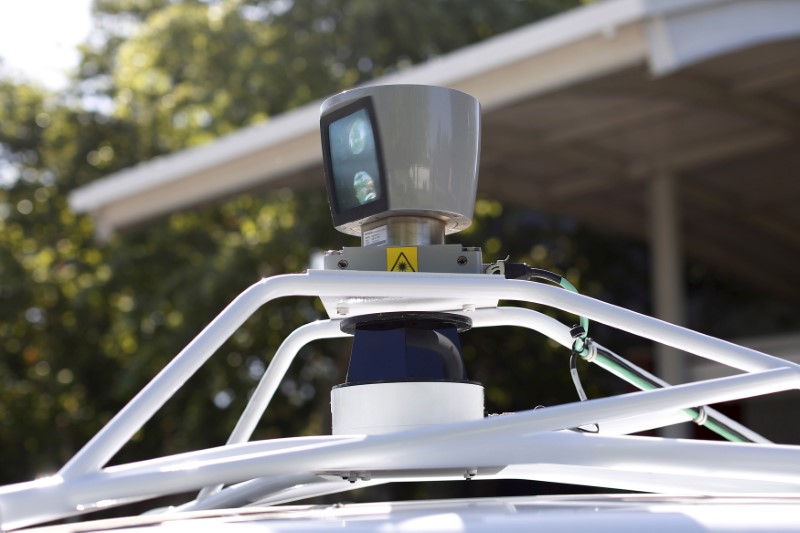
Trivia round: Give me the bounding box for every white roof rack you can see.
[2,270,799,529]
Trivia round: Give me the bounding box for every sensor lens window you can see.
[329,108,382,210]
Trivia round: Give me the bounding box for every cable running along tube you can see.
[489,260,756,443]
[592,344,755,443]
[489,261,590,354]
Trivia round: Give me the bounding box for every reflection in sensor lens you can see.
[349,118,367,155]
[354,171,376,204]
[327,105,382,212]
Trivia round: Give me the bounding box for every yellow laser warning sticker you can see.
[387,247,418,273]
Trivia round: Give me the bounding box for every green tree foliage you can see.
[85,0,583,154]
[1,0,593,488]
[0,81,118,479]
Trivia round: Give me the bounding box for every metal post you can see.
[650,169,690,438]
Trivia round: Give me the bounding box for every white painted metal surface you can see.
[16,496,800,533]
[2,269,799,530]
[53,271,795,477]
[331,382,484,435]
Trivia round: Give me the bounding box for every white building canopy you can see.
[70,0,800,299]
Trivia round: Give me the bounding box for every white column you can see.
[649,169,690,438]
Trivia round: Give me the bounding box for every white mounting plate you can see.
[318,272,499,318]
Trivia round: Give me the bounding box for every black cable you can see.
[568,350,600,433]
[491,261,590,355]
[519,266,563,285]
[569,351,588,402]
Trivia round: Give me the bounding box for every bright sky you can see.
[0,0,94,90]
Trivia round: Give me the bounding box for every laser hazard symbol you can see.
[386,247,418,273]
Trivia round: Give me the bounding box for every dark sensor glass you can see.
[328,108,382,211]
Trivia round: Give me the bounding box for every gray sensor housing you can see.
[320,84,481,239]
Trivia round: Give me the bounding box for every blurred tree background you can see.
[5,0,791,509]
[1,0,595,488]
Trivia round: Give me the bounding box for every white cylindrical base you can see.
[331,381,484,435]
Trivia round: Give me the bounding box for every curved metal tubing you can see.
[58,274,311,479]
[226,320,349,447]
[300,270,795,373]
[5,367,799,528]
[473,307,769,443]
[60,270,795,480]
[197,320,349,500]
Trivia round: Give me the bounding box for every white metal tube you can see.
[55,276,598,481]
[181,473,326,511]
[198,320,348,500]
[0,436,362,529]
[217,307,732,447]
[593,411,692,435]
[457,306,768,441]
[108,435,359,473]
[201,308,605,499]
[468,306,574,347]
[469,308,692,433]
[5,367,797,528]
[62,267,792,479]
[150,368,795,487]
[181,475,386,512]
[226,320,348,447]
[237,477,387,507]
[301,270,795,373]
[209,455,800,510]
[232,308,569,448]
[58,274,311,478]
[217,307,716,449]
[500,462,800,495]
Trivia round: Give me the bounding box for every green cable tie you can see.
[558,277,589,336]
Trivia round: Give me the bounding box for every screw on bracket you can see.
[343,471,371,483]
[457,256,468,265]
[338,259,349,269]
